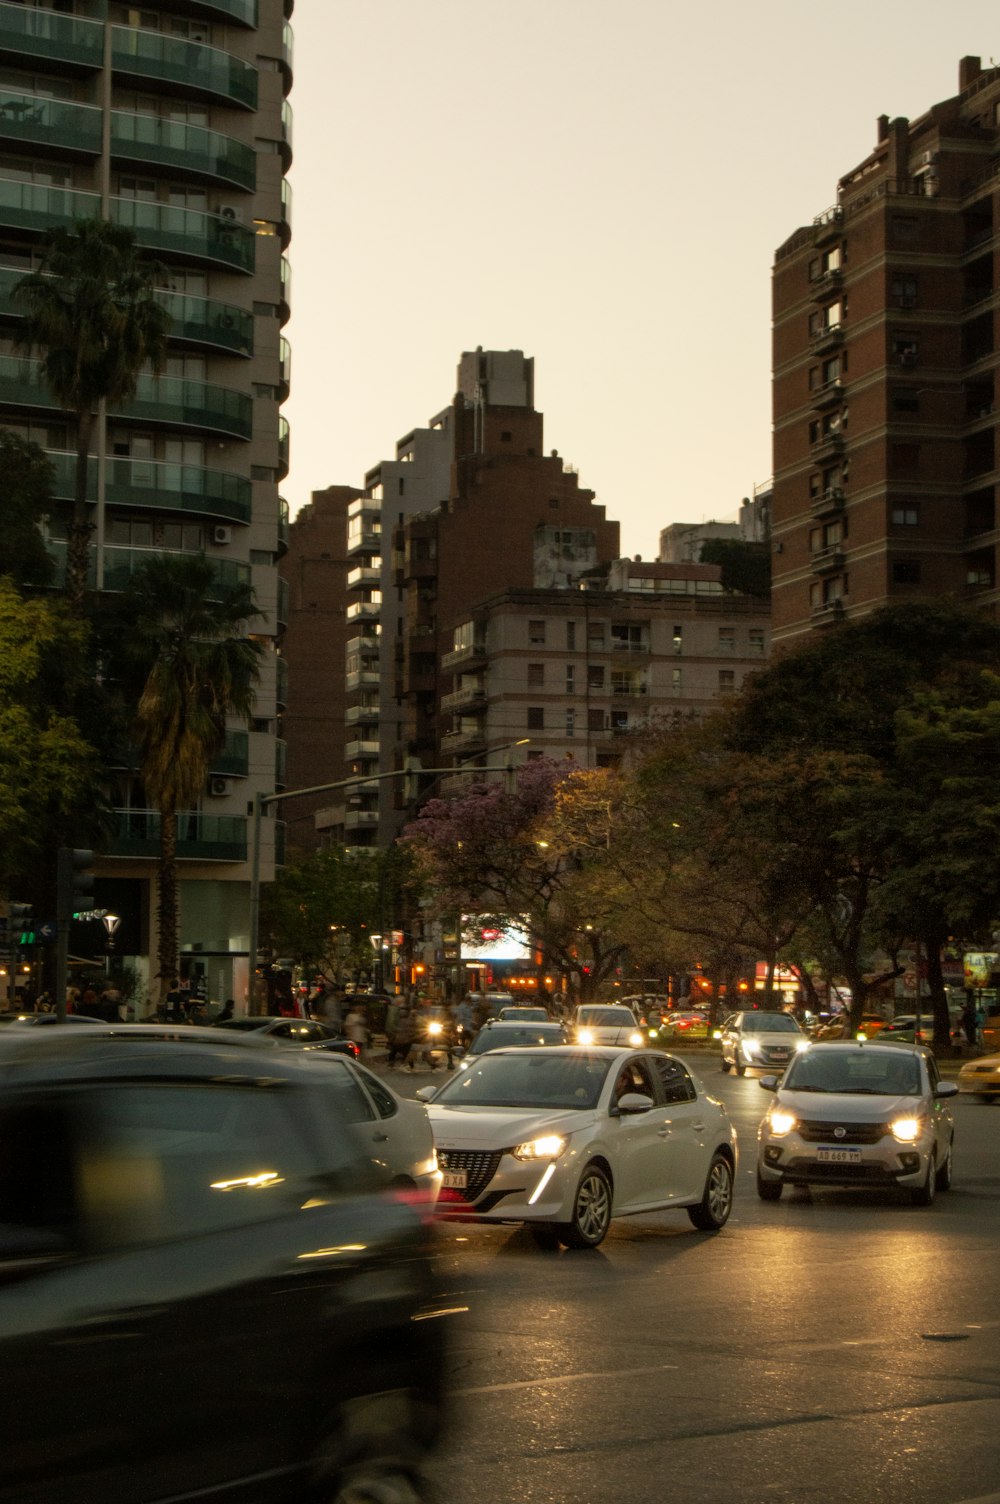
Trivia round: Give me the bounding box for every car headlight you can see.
[742,1037,761,1055]
[628,1031,644,1047]
[795,1038,810,1051]
[577,1028,594,1045]
[512,1134,567,1161]
[648,1028,659,1038]
[426,1021,442,1037]
[891,1116,924,1143]
[768,1109,797,1136]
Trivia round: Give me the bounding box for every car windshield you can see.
[469,1027,564,1055]
[432,1051,613,1109]
[577,1008,634,1026]
[784,1050,922,1096]
[741,1013,800,1033]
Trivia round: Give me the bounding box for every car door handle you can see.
[372,1131,389,1142]
[657,1127,670,1138]
[691,1120,705,1133]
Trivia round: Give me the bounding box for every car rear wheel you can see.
[688,1152,734,1231]
[557,1164,612,1249]
[756,1167,782,1201]
[910,1156,937,1206]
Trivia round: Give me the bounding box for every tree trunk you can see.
[157,802,179,1010]
[65,409,95,607]
[922,934,954,1055]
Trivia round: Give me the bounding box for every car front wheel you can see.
[720,1055,732,1074]
[688,1151,734,1231]
[756,1166,782,1201]
[557,1163,612,1249]
[910,1156,937,1207]
[734,1053,747,1077]
[935,1141,953,1192]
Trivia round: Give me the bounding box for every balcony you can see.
[0,90,100,156]
[345,703,380,727]
[274,737,287,790]
[345,739,379,762]
[277,496,289,557]
[112,110,256,192]
[278,415,289,478]
[344,809,378,831]
[277,576,289,629]
[347,564,381,591]
[0,2,102,71]
[280,255,291,322]
[811,432,846,462]
[345,634,380,660]
[346,670,380,692]
[109,809,247,862]
[112,194,255,274]
[445,726,488,756]
[40,450,252,524]
[275,655,289,709]
[281,21,294,84]
[280,98,293,168]
[110,27,258,111]
[346,599,381,623]
[278,335,291,399]
[811,598,846,625]
[811,379,846,412]
[441,639,487,671]
[156,289,254,357]
[279,177,292,248]
[810,322,846,354]
[101,547,250,594]
[811,547,846,575]
[440,683,486,713]
[810,267,843,298]
[811,486,846,518]
[176,0,258,27]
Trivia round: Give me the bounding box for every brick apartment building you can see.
[772,56,1000,645]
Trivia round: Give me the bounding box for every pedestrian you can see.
[975,999,987,1050]
[392,1004,417,1070]
[344,1003,369,1058]
[962,995,977,1048]
[384,997,403,1064]
[217,998,235,1022]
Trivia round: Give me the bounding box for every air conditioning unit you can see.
[209,777,230,797]
[218,205,243,223]
[212,525,233,545]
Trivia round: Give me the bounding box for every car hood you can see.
[427,1104,590,1149]
[742,1032,804,1047]
[776,1088,920,1118]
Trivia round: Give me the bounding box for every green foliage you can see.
[0,430,55,588]
[699,538,770,597]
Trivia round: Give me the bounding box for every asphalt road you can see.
[382,1052,1000,1504]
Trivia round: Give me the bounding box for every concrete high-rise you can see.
[772,57,1000,646]
[0,0,293,1004]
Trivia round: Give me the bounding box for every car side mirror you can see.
[758,1075,779,1092]
[612,1092,654,1116]
[414,1086,437,1104]
[934,1081,959,1099]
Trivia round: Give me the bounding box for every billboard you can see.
[963,952,998,988]
[461,915,532,962]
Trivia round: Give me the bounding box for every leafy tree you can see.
[0,430,55,588]
[14,220,170,604]
[699,538,770,597]
[116,555,263,1006]
[0,577,98,897]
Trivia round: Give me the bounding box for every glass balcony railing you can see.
[110,809,248,862]
[42,450,252,524]
[276,575,289,628]
[274,737,287,788]
[275,654,289,708]
[112,110,255,192]
[0,266,252,359]
[46,539,251,595]
[279,254,291,321]
[281,21,294,81]
[112,194,255,273]
[157,289,253,357]
[277,495,289,554]
[278,336,291,396]
[211,730,250,777]
[0,3,103,71]
[280,176,291,239]
[280,98,293,162]
[278,415,289,477]
[111,27,258,111]
[121,371,253,439]
[0,90,101,155]
[184,0,258,28]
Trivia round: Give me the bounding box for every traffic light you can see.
[9,902,33,945]
[57,847,95,921]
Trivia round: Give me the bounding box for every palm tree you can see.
[14,219,170,606]
[121,554,264,1008]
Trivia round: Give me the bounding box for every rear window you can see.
[577,1008,634,1026]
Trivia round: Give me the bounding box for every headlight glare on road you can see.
[891,1116,922,1143]
[512,1134,567,1161]
[768,1109,797,1136]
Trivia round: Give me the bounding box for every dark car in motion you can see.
[0,1026,446,1503]
[213,1013,360,1057]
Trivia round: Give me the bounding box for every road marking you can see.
[458,1360,679,1396]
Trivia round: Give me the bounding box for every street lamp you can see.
[101,912,120,975]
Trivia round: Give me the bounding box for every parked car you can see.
[572,1005,646,1047]
[418,1045,737,1248]
[213,1015,359,1054]
[0,1024,447,1502]
[756,1040,957,1205]
[716,1011,809,1074]
[957,1050,1000,1102]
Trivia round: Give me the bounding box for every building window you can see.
[548,498,559,509]
[822,355,841,384]
[672,667,682,693]
[891,505,919,526]
[565,665,575,694]
[893,336,918,366]
[718,627,735,654]
[891,388,920,414]
[527,749,543,761]
[891,443,920,470]
[587,622,605,648]
[672,625,683,654]
[893,560,921,585]
[891,216,919,244]
[587,665,605,690]
[749,629,765,655]
[891,274,918,308]
[566,621,576,650]
[611,623,645,651]
[566,709,575,737]
[527,663,544,687]
[719,669,736,695]
[588,708,604,732]
[527,707,544,730]
[528,620,546,644]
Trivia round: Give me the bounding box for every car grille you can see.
[786,1160,896,1184]
[437,1149,503,1203]
[759,1046,794,1062]
[797,1119,887,1144]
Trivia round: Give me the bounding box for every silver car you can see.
[717,1010,809,1075]
[756,1041,957,1205]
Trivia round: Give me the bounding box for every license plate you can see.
[816,1147,861,1164]
[770,1050,790,1060]
[442,1170,467,1189]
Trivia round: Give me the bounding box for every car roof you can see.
[482,1019,563,1031]
[481,1043,653,1061]
[808,1039,926,1058]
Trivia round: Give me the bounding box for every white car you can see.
[304,1051,442,1204]
[756,1041,957,1205]
[716,1010,809,1075]
[573,1005,645,1047]
[418,1045,737,1248]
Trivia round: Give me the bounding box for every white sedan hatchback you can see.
[573,1005,645,1046]
[419,1045,737,1248]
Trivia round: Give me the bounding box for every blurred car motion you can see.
[958,1050,1000,1101]
[213,1013,360,1056]
[0,1025,447,1503]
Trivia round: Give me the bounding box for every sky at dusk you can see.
[282,1,1000,559]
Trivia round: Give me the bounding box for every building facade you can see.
[772,56,1000,645]
[0,0,293,1003]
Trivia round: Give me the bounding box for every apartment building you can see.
[0,0,293,1003]
[771,56,1000,645]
